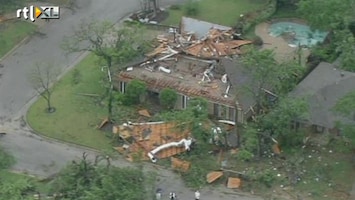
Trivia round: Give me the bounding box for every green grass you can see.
[163,0,266,26]
[0,21,36,58]
[27,54,113,150]
[0,170,50,194]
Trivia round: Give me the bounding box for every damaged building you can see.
[115,17,256,123]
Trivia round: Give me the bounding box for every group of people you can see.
[155,189,200,200]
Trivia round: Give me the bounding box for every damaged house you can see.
[115,17,255,123]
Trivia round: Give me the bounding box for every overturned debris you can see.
[207,171,224,183]
[227,177,241,189]
[171,157,191,172]
[138,109,151,118]
[114,122,192,162]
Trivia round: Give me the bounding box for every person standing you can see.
[195,190,200,200]
[169,192,177,200]
[155,188,162,200]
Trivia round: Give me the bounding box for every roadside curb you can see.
[20,9,146,157]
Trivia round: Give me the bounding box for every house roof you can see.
[180,17,231,39]
[219,58,255,112]
[116,55,237,107]
[290,62,355,128]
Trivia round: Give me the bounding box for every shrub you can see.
[170,4,181,10]
[184,0,199,16]
[237,149,254,162]
[114,92,126,105]
[257,169,276,187]
[159,88,178,110]
[124,80,147,105]
[252,36,264,46]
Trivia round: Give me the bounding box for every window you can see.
[228,107,236,122]
[182,95,188,109]
[120,82,126,93]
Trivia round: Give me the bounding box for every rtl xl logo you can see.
[16,6,60,22]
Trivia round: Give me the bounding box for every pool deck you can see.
[255,22,310,64]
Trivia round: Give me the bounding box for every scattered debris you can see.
[76,93,100,97]
[138,109,151,118]
[98,117,109,129]
[171,157,191,172]
[206,171,223,183]
[114,122,192,162]
[227,177,241,189]
[148,137,193,163]
[272,144,281,155]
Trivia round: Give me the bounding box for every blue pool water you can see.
[269,22,328,48]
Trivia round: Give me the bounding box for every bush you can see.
[184,0,199,16]
[159,88,178,110]
[124,80,147,105]
[114,92,125,105]
[237,149,254,162]
[252,36,264,46]
[170,4,181,10]
[257,169,276,187]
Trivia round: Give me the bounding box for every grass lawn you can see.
[0,21,36,58]
[162,0,266,26]
[271,5,300,19]
[27,54,113,150]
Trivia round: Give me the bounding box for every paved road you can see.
[0,0,263,199]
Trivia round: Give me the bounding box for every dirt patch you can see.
[151,11,169,23]
[255,22,310,63]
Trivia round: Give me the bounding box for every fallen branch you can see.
[76,93,100,97]
[220,168,245,175]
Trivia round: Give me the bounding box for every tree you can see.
[241,48,304,114]
[124,80,147,105]
[61,20,145,119]
[334,92,355,148]
[140,0,159,17]
[50,152,147,200]
[159,88,178,110]
[259,97,309,139]
[158,97,209,137]
[297,0,354,31]
[298,0,355,71]
[334,91,355,118]
[29,62,59,113]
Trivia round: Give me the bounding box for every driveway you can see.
[0,0,263,199]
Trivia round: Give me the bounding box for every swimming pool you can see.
[269,21,328,48]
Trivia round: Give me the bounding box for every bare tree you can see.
[29,62,59,113]
[61,19,145,120]
[140,0,159,17]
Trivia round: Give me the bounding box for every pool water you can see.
[269,22,328,48]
